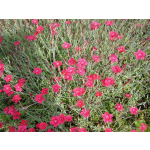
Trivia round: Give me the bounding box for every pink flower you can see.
[47,129,54,132]
[92,55,101,63]
[37,122,47,130]
[101,77,115,87]
[77,67,85,76]
[102,112,113,123]
[64,73,73,81]
[130,107,138,115]
[80,109,90,118]
[20,120,28,128]
[139,123,147,132]
[66,21,71,24]
[96,91,102,97]
[76,100,84,108]
[59,114,66,124]
[25,35,36,41]
[105,21,114,26]
[62,42,71,49]
[78,128,87,132]
[36,25,44,33]
[0,37,2,43]
[0,63,4,71]
[41,88,48,95]
[35,94,45,104]
[134,50,146,60]
[105,128,112,132]
[53,61,62,68]
[0,123,2,128]
[65,115,72,122]
[74,47,82,52]
[131,130,137,132]
[112,65,122,73]
[9,126,16,132]
[93,74,101,80]
[117,35,123,39]
[12,111,21,120]
[70,127,78,132]
[0,89,2,93]
[14,41,20,46]
[34,32,39,36]
[66,67,76,75]
[90,22,101,30]
[85,80,94,88]
[3,84,12,93]
[15,83,23,92]
[68,58,77,65]
[12,95,21,103]
[29,128,35,132]
[4,75,12,82]
[76,58,88,68]
[125,93,132,99]
[92,47,97,51]
[50,116,61,127]
[52,84,61,92]
[109,31,118,41]
[32,19,38,25]
[87,75,94,81]
[117,46,125,53]
[17,126,27,132]
[6,90,14,97]
[115,103,123,111]
[73,87,85,97]
[18,78,26,86]
[50,23,60,31]
[109,54,118,63]
[33,68,42,75]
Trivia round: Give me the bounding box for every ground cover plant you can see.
[0,19,150,132]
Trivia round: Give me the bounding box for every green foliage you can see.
[0,19,150,132]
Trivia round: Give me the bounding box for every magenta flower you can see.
[115,103,123,112]
[68,58,77,65]
[134,50,146,60]
[73,87,85,97]
[77,67,85,76]
[62,42,71,49]
[112,65,122,73]
[35,94,45,104]
[105,128,112,132]
[109,54,118,63]
[125,93,132,99]
[76,58,88,68]
[130,107,138,115]
[80,109,90,118]
[101,77,115,87]
[52,84,61,92]
[90,22,101,30]
[33,68,42,75]
[105,21,114,26]
[117,46,125,53]
[76,100,84,108]
[92,55,101,63]
[131,130,137,132]
[53,61,62,68]
[12,95,21,103]
[139,123,147,132]
[4,75,12,82]
[102,112,113,123]
[50,116,61,128]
